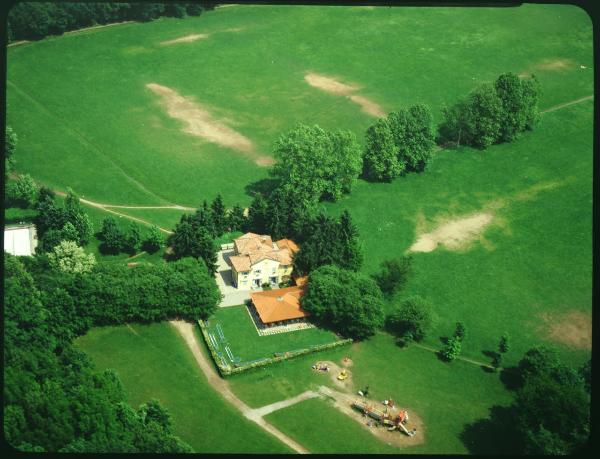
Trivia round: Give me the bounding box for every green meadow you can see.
[74,322,292,454]
[7,4,591,210]
[8,3,592,454]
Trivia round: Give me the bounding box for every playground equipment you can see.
[312,362,330,372]
[351,401,416,437]
[337,369,349,380]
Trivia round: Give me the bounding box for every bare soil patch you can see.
[147,83,269,166]
[349,94,386,117]
[538,310,591,350]
[304,72,385,117]
[520,58,573,76]
[304,73,358,95]
[318,386,425,448]
[160,34,209,45]
[409,212,494,253]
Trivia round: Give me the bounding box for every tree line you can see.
[4,251,220,452]
[7,2,217,42]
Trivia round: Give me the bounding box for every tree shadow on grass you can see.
[499,365,523,391]
[244,177,280,197]
[439,336,449,345]
[460,405,523,454]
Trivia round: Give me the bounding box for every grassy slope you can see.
[7,4,592,213]
[208,305,340,363]
[9,4,592,454]
[324,101,593,367]
[74,322,291,454]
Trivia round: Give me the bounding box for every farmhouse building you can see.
[229,232,299,289]
[4,224,38,257]
[249,285,310,327]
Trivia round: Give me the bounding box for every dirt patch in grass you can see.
[304,73,358,95]
[304,72,385,117]
[520,58,574,76]
[409,212,494,253]
[313,360,353,390]
[349,94,387,117]
[147,83,270,166]
[160,34,209,45]
[319,386,425,448]
[538,310,591,350]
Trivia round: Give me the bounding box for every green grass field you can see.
[8,3,592,454]
[206,304,341,364]
[324,100,593,367]
[7,4,592,210]
[74,322,292,453]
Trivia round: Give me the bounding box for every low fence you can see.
[197,319,352,376]
[220,243,234,251]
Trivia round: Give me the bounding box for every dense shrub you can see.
[440,336,462,362]
[387,295,434,344]
[5,174,38,208]
[301,264,384,340]
[372,256,412,296]
[7,2,215,42]
[4,253,195,452]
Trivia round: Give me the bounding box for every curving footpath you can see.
[169,320,310,454]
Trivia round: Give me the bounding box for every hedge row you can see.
[197,320,352,376]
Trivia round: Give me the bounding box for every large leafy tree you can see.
[301,264,384,340]
[363,117,402,182]
[439,73,540,149]
[495,72,541,142]
[6,174,38,208]
[389,104,436,172]
[272,124,362,206]
[47,240,97,274]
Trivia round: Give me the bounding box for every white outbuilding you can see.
[4,224,38,256]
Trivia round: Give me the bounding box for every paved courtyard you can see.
[216,249,266,307]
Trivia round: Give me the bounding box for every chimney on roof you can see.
[277,296,284,301]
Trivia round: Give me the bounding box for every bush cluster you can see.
[8,2,216,42]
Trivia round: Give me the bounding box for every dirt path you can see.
[246,390,320,419]
[412,343,495,369]
[541,95,593,114]
[50,189,174,234]
[169,320,310,454]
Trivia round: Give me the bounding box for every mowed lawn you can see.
[229,332,512,454]
[7,4,592,215]
[74,322,291,453]
[207,304,341,364]
[324,101,593,367]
